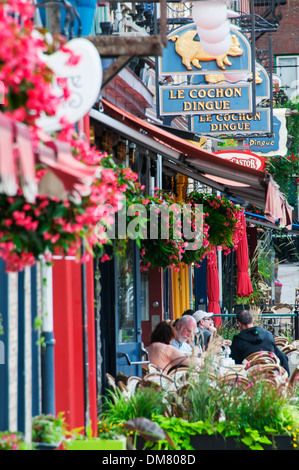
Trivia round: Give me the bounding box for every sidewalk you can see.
[277,262,299,305]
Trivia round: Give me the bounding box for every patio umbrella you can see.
[207,246,221,327]
[236,210,253,298]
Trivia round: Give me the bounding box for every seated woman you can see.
[146,321,202,374]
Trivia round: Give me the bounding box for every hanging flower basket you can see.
[186,192,244,253]
[0,2,142,272]
[133,191,210,271]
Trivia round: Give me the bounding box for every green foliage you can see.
[265,95,299,205]
[0,431,30,450]
[100,386,168,424]
[125,417,176,449]
[186,191,243,251]
[151,415,273,450]
[151,415,205,450]
[32,412,67,444]
[218,379,286,433]
[217,321,239,341]
[185,367,221,423]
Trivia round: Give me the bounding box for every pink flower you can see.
[4,219,13,226]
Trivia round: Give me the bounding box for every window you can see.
[276,55,299,100]
[117,241,135,343]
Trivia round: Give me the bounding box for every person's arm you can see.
[168,345,202,369]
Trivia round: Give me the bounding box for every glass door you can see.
[115,241,147,377]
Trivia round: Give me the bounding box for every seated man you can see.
[146,320,202,373]
[193,310,217,350]
[230,310,290,374]
[171,315,198,355]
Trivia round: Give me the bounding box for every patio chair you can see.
[271,303,293,314]
[141,373,176,392]
[288,366,299,388]
[117,380,130,398]
[218,372,249,389]
[148,363,163,374]
[244,351,280,368]
[274,336,290,348]
[282,344,298,354]
[246,363,288,385]
[286,349,299,376]
[105,373,117,393]
[126,376,142,395]
[167,366,194,387]
[258,281,271,305]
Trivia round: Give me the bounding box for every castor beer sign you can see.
[215,150,265,171]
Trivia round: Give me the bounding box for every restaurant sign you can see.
[191,108,270,134]
[243,109,288,156]
[158,23,251,76]
[37,38,103,133]
[215,150,265,171]
[188,61,270,132]
[158,24,253,117]
[159,83,252,116]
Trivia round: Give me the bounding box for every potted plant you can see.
[141,343,299,451]
[65,422,127,450]
[32,413,67,450]
[275,281,283,303]
[0,431,30,450]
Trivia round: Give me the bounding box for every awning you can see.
[90,100,292,228]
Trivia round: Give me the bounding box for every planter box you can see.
[189,434,294,451]
[34,442,61,450]
[66,437,127,450]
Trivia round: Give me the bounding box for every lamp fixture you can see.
[189,0,237,57]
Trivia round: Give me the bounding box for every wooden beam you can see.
[102,55,132,88]
[85,35,163,57]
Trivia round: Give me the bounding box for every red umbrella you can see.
[236,210,253,297]
[207,246,221,327]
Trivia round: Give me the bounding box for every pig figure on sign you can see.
[170,30,243,71]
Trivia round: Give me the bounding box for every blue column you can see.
[31,266,41,417]
[17,271,25,433]
[41,262,55,415]
[194,257,207,311]
[0,260,9,431]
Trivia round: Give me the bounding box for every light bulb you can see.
[227,9,240,19]
[197,20,230,44]
[192,2,227,30]
[224,72,250,82]
[200,34,232,56]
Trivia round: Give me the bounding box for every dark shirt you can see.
[195,327,211,350]
[230,326,290,375]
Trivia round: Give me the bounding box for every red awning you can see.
[93,99,292,227]
[0,112,98,202]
